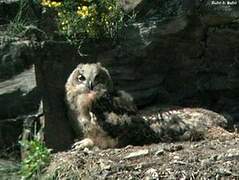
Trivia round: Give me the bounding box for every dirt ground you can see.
[46,127,239,179]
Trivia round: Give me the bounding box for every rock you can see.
[0,67,40,119]
[164,144,183,152]
[144,168,159,180]
[0,39,41,151]
[209,155,218,161]
[200,158,212,168]
[124,149,149,159]
[0,0,19,25]
[0,40,35,80]
[98,159,112,170]
[0,66,41,150]
[224,149,239,160]
[216,168,232,176]
[35,41,77,151]
[155,149,164,156]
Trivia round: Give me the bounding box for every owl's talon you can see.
[72,138,94,150]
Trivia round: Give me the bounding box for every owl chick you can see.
[65,63,228,149]
[65,63,138,149]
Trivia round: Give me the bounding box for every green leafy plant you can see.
[19,139,51,179]
[41,0,126,44]
[5,0,38,37]
[6,18,29,37]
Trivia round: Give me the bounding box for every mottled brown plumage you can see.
[65,63,228,149]
[65,63,138,149]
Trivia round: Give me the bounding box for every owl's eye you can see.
[77,74,86,82]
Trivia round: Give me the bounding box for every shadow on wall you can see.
[0,87,41,119]
[0,87,42,151]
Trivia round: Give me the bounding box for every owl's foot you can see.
[72,138,94,150]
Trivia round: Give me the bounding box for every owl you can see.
[65,63,138,149]
[65,63,228,150]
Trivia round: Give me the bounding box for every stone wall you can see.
[0,40,41,150]
[35,21,239,150]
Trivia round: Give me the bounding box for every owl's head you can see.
[65,63,113,95]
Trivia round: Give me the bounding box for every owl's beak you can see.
[87,80,93,90]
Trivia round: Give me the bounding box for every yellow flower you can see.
[52,1,62,7]
[41,0,61,8]
[41,0,50,6]
[77,6,89,18]
[108,6,112,10]
[82,6,88,11]
[51,1,57,6]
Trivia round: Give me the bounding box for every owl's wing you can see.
[112,90,137,115]
[92,90,137,115]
